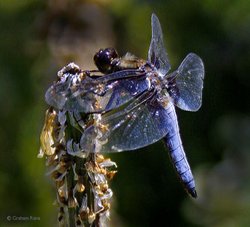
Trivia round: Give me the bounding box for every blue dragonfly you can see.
[45,14,204,198]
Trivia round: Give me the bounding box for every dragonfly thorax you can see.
[141,63,166,94]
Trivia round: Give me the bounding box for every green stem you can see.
[66,165,76,227]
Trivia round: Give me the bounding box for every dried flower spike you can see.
[39,63,116,226]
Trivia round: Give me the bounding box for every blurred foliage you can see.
[183,116,250,226]
[0,0,250,226]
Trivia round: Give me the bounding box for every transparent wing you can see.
[45,69,149,113]
[148,13,171,76]
[167,53,205,111]
[80,91,177,153]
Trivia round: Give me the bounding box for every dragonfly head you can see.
[94,48,119,74]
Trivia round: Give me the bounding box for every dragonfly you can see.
[45,14,204,198]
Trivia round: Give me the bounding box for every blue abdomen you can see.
[163,104,197,198]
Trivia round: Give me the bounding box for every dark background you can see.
[1,0,250,226]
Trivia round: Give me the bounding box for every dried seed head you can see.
[46,153,59,166]
[58,188,65,198]
[97,190,104,197]
[51,171,62,180]
[57,165,68,174]
[76,183,85,193]
[37,148,44,158]
[99,159,117,168]
[60,154,72,164]
[102,200,111,211]
[40,87,117,226]
[57,193,67,205]
[57,182,68,199]
[79,195,88,213]
[68,196,78,208]
[97,167,107,175]
[88,211,96,224]
[57,62,81,79]
[58,207,65,223]
[68,190,78,208]
[75,215,82,226]
[56,179,65,188]
[96,154,105,163]
[101,188,113,200]
[79,207,89,220]
[40,108,57,156]
[106,170,117,180]
[100,183,108,192]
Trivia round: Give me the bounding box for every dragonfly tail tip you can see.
[189,188,198,198]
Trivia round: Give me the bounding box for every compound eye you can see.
[105,48,118,60]
[94,48,119,74]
